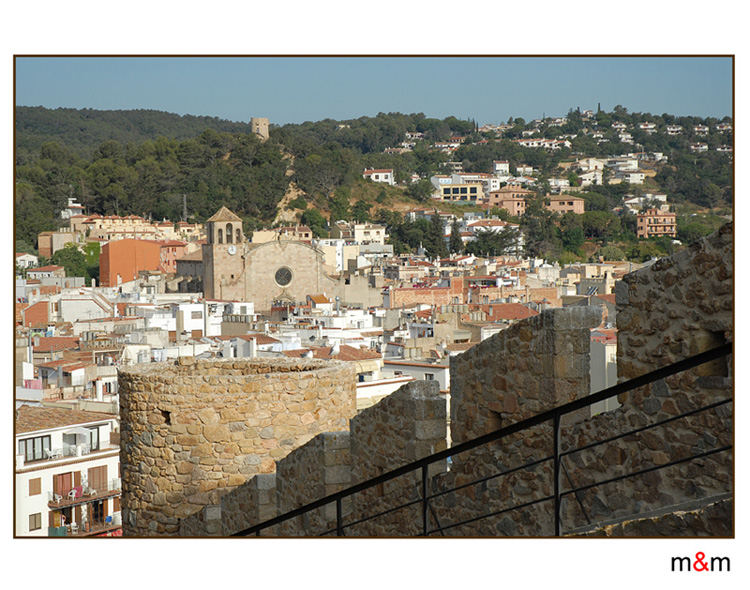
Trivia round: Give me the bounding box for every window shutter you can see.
[29,477,41,496]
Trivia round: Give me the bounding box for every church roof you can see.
[206,206,243,223]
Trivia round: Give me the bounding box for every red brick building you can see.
[99,239,161,287]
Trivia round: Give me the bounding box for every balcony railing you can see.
[48,478,121,508]
[48,512,122,537]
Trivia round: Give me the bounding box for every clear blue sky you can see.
[15,56,732,125]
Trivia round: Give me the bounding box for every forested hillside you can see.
[14,106,732,261]
[16,106,252,157]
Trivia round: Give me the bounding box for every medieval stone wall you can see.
[119,356,356,536]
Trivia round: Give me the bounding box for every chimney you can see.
[330,340,341,356]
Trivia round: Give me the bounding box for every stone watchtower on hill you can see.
[250,117,270,142]
[202,206,245,300]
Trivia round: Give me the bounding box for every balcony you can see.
[48,512,122,537]
[48,478,121,509]
[15,442,118,470]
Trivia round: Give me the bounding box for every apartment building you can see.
[545,195,585,215]
[437,182,485,204]
[15,405,121,537]
[636,209,677,239]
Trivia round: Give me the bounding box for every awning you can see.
[63,427,91,437]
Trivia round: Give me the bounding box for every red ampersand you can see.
[694,552,709,572]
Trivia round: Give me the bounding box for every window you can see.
[470,187,477,193]
[88,426,100,451]
[226,223,233,243]
[29,513,41,531]
[18,435,51,462]
[29,478,41,496]
[218,229,223,244]
[88,465,108,492]
[425,373,435,381]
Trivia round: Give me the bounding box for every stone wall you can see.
[347,380,446,536]
[574,496,732,537]
[119,357,356,536]
[181,380,447,536]
[276,432,351,536]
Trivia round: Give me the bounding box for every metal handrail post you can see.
[422,464,428,536]
[553,413,561,536]
[336,497,343,536]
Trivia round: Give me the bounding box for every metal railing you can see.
[48,478,122,507]
[234,343,732,537]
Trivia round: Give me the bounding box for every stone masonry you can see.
[119,357,355,536]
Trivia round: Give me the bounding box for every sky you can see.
[15,56,733,125]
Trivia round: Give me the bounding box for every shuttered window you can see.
[29,478,41,496]
[88,465,108,492]
[53,472,73,496]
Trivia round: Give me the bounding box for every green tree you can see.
[352,200,372,223]
[51,243,89,281]
[406,179,434,201]
[449,220,463,254]
[424,211,448,259]
[300,208,328,237]
[465,228,521,257]
[598,244,626,260]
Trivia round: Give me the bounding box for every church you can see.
[202,206,380,310]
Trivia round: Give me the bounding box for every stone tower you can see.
[250,117,270,141]
[202,206,245,300]
[118,356,357,536]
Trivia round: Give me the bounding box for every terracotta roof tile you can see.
[16,405,116,434]
[33,336,80,352]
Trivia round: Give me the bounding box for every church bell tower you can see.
[202,206,245,300]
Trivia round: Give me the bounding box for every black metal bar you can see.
[561,445,732,499]
[337,496,423,532]
[562,460,591,525]
[421,465,428,536]
[553,414,561,536]
[560,397,731,460]
[427,454,553,501]
[233,344,731,536]
[336,497,343,537]
[431,492,557,535]
[428,501,445,536]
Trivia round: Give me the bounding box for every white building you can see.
[15,405,121,537]
[383,359,450,392]
[548,178,571,193]
[579,170,603,186]
[363,168,396,186]
[493,160,510,175]
[589,331,619,416]
[16,252,39,269]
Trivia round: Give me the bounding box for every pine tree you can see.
[449,219,463,254]
[426,210,448,259]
